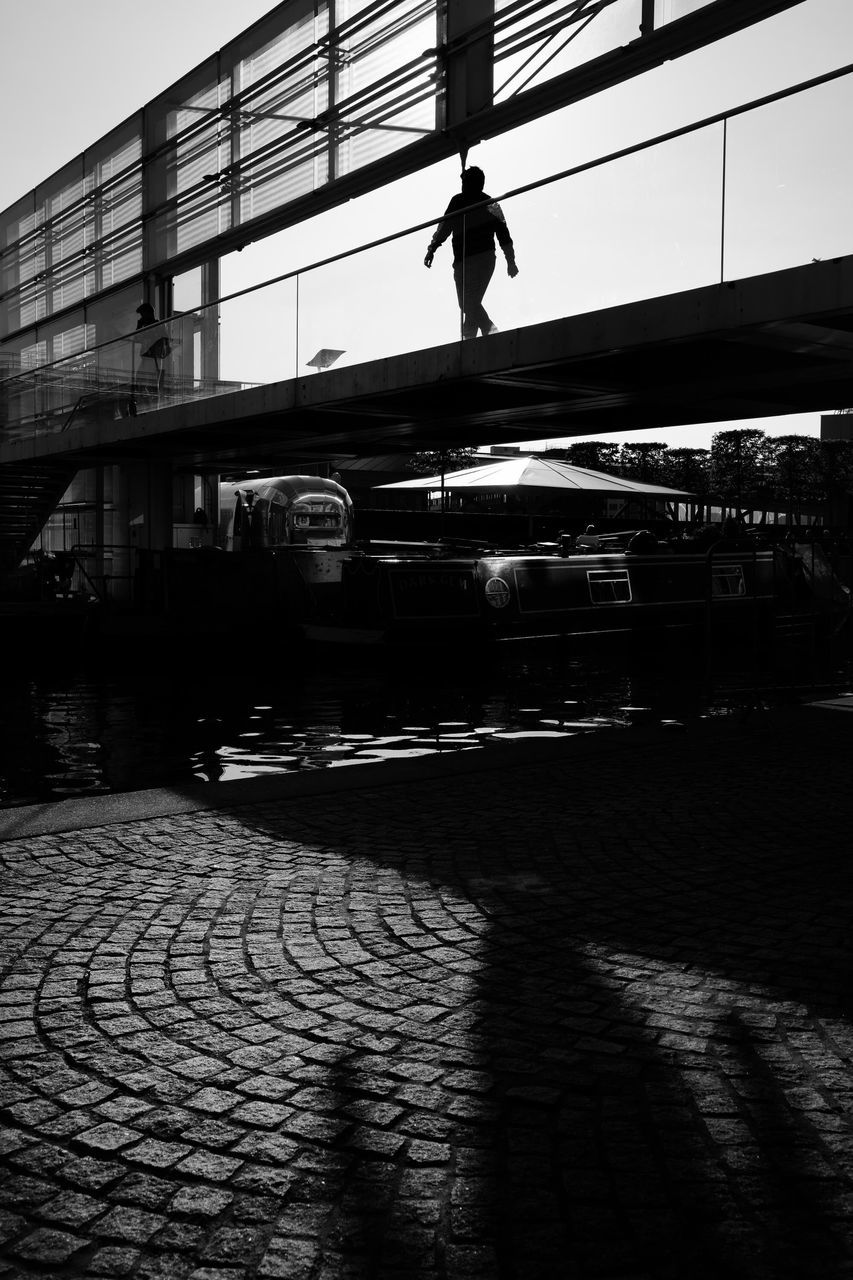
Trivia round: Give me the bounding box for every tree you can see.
[563,440,621,474]
[710,429,771,514]
[409,448,477,476]
[814,438,853,527]
[618,442,670,484]
[767,435,820,525]
[662,447,712,496]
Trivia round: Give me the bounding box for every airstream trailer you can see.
[218,475,355,619]
[219,475,353,552]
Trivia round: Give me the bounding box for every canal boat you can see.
[299,534,789,648]
[216,476,849,649]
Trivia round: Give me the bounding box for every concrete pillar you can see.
[109,459,174,605]
[819,413,853,531]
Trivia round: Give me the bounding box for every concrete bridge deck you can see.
[4,252,853,474]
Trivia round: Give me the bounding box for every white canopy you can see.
[374,455,693,497]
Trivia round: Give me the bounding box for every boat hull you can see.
[303,544,790,646]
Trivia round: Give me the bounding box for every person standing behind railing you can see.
[134,302,171,400]
[424,165,518,339]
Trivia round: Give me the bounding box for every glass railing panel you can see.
[292,121,723,365]
[294,224,458,371]
[0,370,38,446]
[723,75,853,279]
[285,128,719,365]
[31,350,100,437]
[454,124,724,335]
[217,276,298,387]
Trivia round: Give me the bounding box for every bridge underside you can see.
[7,252,853,474]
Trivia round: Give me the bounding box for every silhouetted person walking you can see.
[424,166,518,339]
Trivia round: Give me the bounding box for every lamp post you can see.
[306,349,345,372]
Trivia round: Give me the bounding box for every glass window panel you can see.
[494,0,640,102]
[334,1,435,174]
[241,149,330,221]
[654,0,715,25]
[20,340,48,371]
[0,130,142,345]
[173,266,203,311]
[53,324,95,359]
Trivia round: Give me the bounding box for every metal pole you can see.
[295,273,299,377]
[720,117,728,284]
[460,213,467,342]
[440,450,447,539]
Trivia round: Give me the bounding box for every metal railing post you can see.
[720,117,727,284]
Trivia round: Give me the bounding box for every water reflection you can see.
[0,637,760,808]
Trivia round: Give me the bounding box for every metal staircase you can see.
[0,462,78,572]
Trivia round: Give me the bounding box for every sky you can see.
[3,0,852,453]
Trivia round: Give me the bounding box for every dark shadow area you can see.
[0,630,731,807]
[5,620,846,808]
[226,702,853,1279]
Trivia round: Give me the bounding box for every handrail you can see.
[2,59,852,389]
[66,542,139,603]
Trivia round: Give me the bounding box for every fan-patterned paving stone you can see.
[1,709,853,1276]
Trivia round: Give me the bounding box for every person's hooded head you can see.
[460,166,485,197]
[136,302,156,324]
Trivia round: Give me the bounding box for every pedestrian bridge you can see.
[4,56,852,478]
[3,249,853,476]
[3,53,853,572]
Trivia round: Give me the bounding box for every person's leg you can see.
[466,254,496,335]
[453,262,476,338]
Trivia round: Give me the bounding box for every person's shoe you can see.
[485,322,499,335]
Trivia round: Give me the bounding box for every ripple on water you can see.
[0,643,774,806]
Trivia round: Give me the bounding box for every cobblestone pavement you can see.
[1,702,853,1280]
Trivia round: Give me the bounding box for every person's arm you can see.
[488,201,518,277]
[424,198,457,267]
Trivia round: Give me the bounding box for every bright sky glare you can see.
[4,0,852,451]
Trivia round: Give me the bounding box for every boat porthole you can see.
[484,576,511,609]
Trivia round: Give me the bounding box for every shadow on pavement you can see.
[224,706,853,1279]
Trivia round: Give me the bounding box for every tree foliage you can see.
[562,440,621,473]
[409,448,478,476]
[618,442,670,483]
[661,448,712,494]
[709,429,771,505]
[766,435,820,518]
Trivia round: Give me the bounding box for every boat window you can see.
[587,569,632,604]
[711,564,746,596]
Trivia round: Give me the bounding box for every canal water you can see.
[0,633,844,809]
